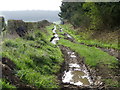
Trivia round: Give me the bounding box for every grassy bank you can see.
[1,25,64,88]
[58,39,118,68]
[60,24,119,50]
[0,79,16,89]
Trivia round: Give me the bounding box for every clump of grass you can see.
[0,79,16,89]
[4,40,18,48]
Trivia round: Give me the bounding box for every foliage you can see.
[59,2,120,30]
[83,2,102,29]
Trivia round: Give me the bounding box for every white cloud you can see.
[0,0,62,11]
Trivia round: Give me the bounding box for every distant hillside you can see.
[1,10,60,22]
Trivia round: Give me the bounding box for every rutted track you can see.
[50,25,103,89]
[59,45,103,89]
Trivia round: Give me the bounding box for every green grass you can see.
[58,38,118,68]
[1,26,64,88]
[60,24,119,50]
[104,79,120,87]
[0,79,16,89]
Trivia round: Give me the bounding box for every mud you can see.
[1,57,37,89]
[63,33,120,88]
[58,45,103,89]
[98,47,120,60]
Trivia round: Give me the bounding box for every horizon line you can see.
[0,9,60,12]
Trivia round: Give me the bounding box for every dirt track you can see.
[58,45,103,89]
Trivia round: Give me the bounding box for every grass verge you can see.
[1,26,64,88]
[60,24,119,50]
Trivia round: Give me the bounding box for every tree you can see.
[59,2,120,30]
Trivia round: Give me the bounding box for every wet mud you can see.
[58,45,103,89]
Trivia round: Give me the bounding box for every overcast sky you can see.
[0,0,62,11]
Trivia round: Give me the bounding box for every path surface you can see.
[59,45,96,88]
[50,25,102,89]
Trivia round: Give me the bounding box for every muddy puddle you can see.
[50,25,60,44]
[60,46,94,87]
[62,64,92,86]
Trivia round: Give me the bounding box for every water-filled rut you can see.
[59,45,94,87]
